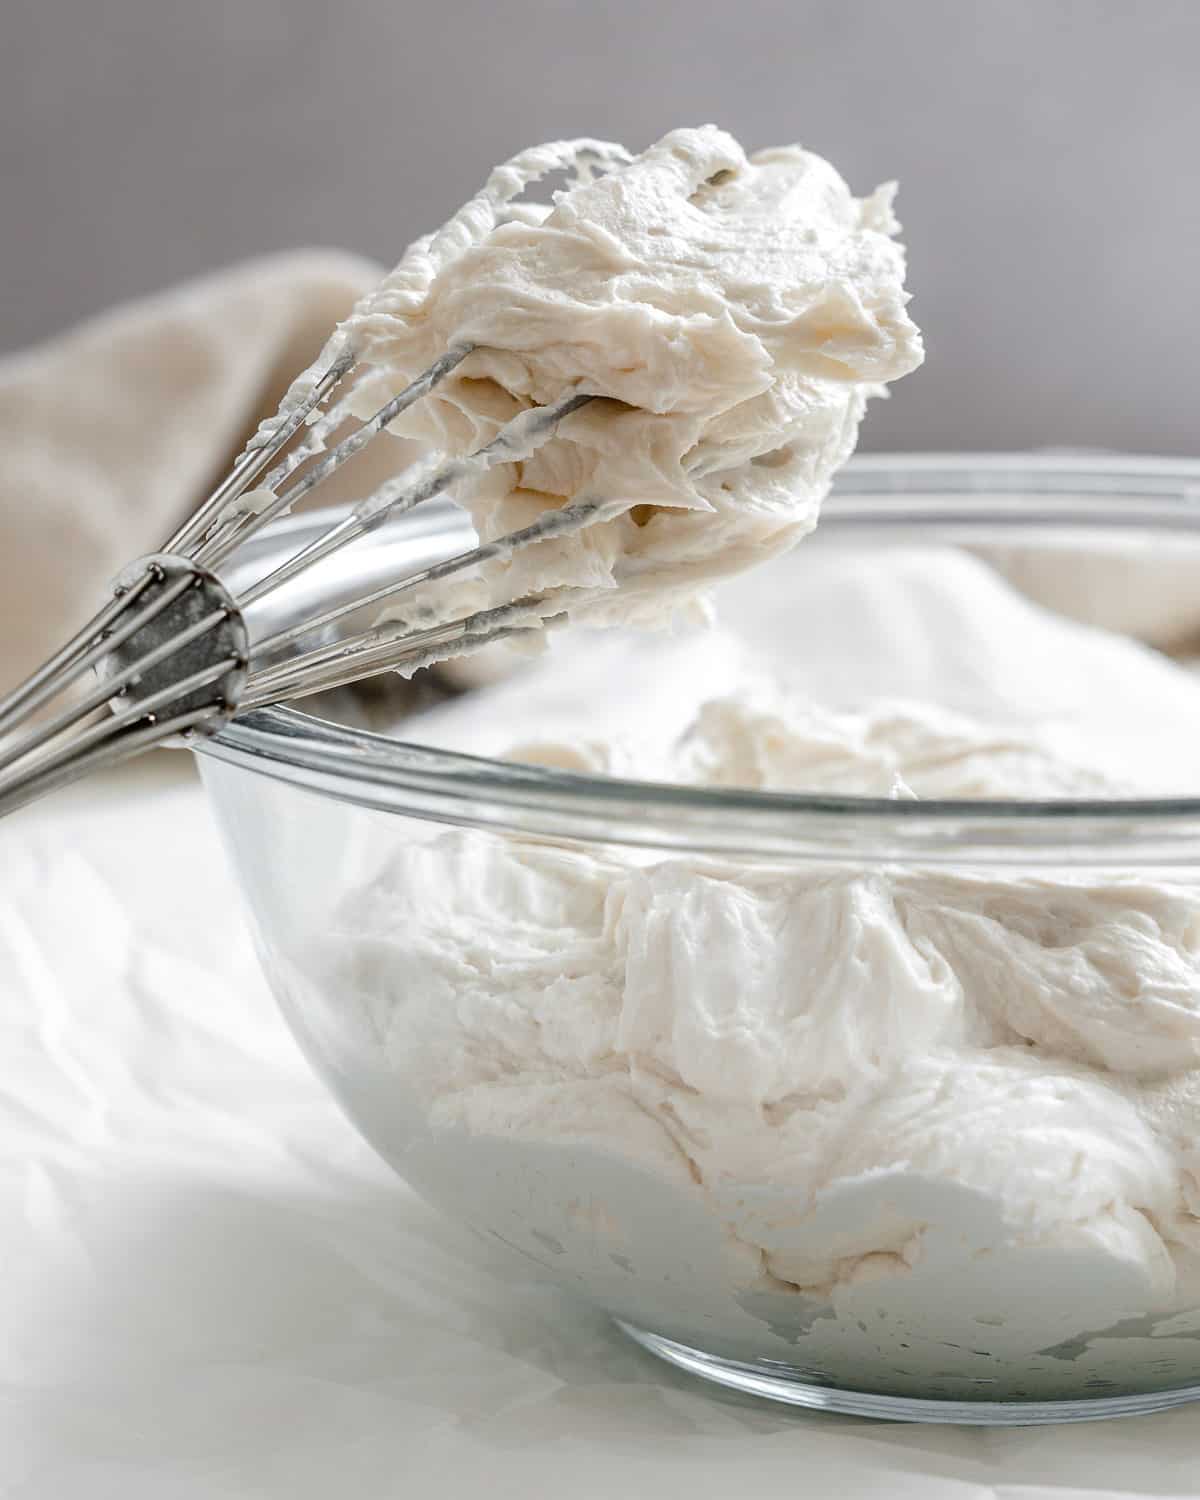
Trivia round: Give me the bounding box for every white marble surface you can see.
[3,756,1200,1498]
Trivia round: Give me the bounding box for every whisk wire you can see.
[0,568,194,736]
[0,141,656,818]
[241,594,563,709]
[239,387,595,611]
[0,555,248,815]
[193,345,473,574]
[0,701,226,820]
[249,492,620,671]
[163,350,356,556]
[0,603,234,778]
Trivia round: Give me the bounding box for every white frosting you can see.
[512,694,1133,798]
[413,543,1200,795]
[330,126,921,630]
[303,550,1200,1401]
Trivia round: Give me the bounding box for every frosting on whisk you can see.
[337,125,924,626]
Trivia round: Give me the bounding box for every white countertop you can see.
[4,756,1199,1499]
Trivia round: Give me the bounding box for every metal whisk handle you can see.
[0,554,249,819]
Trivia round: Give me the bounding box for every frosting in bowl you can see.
[301,548,1200,1400]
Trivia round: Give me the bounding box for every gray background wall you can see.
[4,0,1199,453]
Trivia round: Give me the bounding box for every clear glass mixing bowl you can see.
[195,455,1200,1425]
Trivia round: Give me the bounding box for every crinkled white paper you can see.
[2,758,1199,1499]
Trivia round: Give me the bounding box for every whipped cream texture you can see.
[303,550,1200,1402]
[308,126,922,632]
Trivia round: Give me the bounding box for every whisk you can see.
[0,141,634,820]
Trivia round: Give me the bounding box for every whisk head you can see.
[0,338,612,817]
[9,124,917,818]
[0,139,653,817]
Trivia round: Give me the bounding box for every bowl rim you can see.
[196,452,1200,864]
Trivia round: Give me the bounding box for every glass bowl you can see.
[195,455,1200,1425]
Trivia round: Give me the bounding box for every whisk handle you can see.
[0,555,249,819]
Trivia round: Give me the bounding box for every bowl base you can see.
[615,1321,1200,1425]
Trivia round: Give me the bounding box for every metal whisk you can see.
[0,142,637,820]
[0,354,613,818]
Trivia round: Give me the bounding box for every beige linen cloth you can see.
[0,250,392,690]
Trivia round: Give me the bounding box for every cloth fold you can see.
[0,250,382,685]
